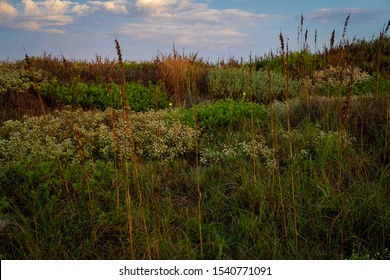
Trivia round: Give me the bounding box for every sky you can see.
[0,0,389,62]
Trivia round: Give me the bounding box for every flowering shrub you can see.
[0,62,52,95]
[301,65,371,96]
[0,109,198,167]
[200,138,276,170]
[312,65,370,87]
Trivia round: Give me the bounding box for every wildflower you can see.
[169,102,173,107]
[243,92,247,97]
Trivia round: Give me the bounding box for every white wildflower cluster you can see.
[274,128,311,162]
[314,65,370,87]
[317,129,357,147]
[200,138,277,170]
[277,127,305,142]
[0,63,52,95]
[0,109,199,167]
[301,65,370,94]
[0,115,76,166]
[113,110,199,161]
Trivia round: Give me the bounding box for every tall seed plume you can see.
[279,32,285,56]
[342,13,351,40]
[330,29,335,52]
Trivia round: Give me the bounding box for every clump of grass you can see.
[155,48,209,107]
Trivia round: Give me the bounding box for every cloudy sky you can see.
[0,0,389,61]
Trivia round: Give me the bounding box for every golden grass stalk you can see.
[314,28,317,71]
[115,38,134,259]
[115,38,151,259]
[249,52,257,186]
[108,93,121,212]
[280,32,299,255]
[336,15,352,257]
[375,21,390,96]
[153,175,160,259]
[268,65,288,239]
[56,154,75,212]
[74,127,97,245]
[193,93,203,258]
[267,66,275,203]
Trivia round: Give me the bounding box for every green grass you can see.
[1,95,388,259]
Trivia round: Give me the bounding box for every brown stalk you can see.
[108,76,122,212]
[193,86,203,258]
[153,175,160,260]
[115,38,151,259]
[56,154,75,212]
[24,54,46,116]
[280,32,299,255]
[249,52,257,186]
[267,66,275,203]
[74,127,97,245]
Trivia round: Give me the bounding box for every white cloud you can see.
[71,3,91,15]
[22,0,41,16]
[0,1,18,20]
[305,7,386,23]
[135,0,176,15]
[119,0,280,50]
[21,0,75,32]
[2,0,92,33]
[0,0,281,47]
[43,0,73,14]
[88,0,129,14]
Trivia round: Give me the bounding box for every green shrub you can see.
[112,82,168,111]
[0,62,52,96]
[207,67,298,102]
[41,81,168,111]
[183,99,268,130]
[352,75,390,96]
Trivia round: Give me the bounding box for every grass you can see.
[0,19,389,260]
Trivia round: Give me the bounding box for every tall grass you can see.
[279,32,299,256]
[155,49,208,107]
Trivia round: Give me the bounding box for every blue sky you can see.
[0,0,389,61]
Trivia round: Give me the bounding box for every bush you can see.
[183,99,268,131]
[42,81,168,111]
[0,108,198,166]
[0,62,52,96]
[301,65,371,97]
[207,67,298,102]
[112,82,168,111]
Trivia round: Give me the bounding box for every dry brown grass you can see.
[155,49,209,107]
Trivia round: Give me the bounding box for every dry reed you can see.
[280,32,299,255]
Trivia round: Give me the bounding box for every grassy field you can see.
[0,20,389,260]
